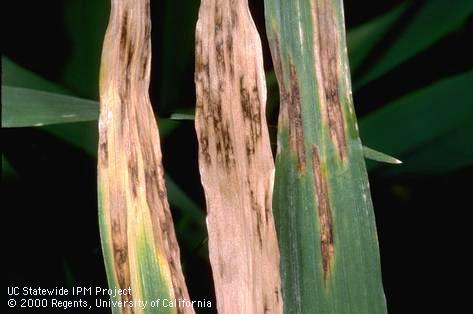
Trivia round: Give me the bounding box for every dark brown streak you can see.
[288,63,305,173]
[226,33,234,78]
[269,32,306,172]
[314,0,347,162]
[311,145,334,283]
[98,131,108,167]
[110,206,133,306]
[120,11,129,59]
[200,129,212,165]
[214,3,225,74]
[207,84,234,169]
[127,150,139,198]
[241,71,264,165]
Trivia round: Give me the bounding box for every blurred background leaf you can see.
[354,0,473,88]
[61,0,109,99]
[360,72,473,174]
[347,3,407,73]
[2,57,71,94]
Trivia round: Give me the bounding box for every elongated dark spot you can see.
[127,152,139,198]
[226,33,234,77]
[256,210,263,247]
[288,62,305,172]
[110,205,133,306]
[200,129,212,165]
[120,12,128,56]
[99,136,108,167]
[312,145,334,283]
[268,33,306,170]
[216,39,225,72]
[313,0,347,162]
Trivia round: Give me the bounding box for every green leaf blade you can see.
[265,0,387,313]
[2,86,99,128]
[363,146,402,165]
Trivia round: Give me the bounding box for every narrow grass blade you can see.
[98,1,193,312]
[363,146,402,165]
[168,108,196,121]
[195,0,282,312]
[265,0,387,312]
[2,86,99,127]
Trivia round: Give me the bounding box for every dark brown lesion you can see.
[268,32,306,172]
[199,129,212,165]
[219,122,235,168]
[311,145,334,283]
[214,2,226,74]
[248,184,264,248]
[288,62,306,173]
[109,191,134,306]
[226,33,234,78]
[240,75,263,164]
[98,133,108,167]
[127,150,139,198]
[240,76,251,119]
[313,0,348,162]
[195,8,235,170]
[119,11,129,59]
[203,77,234,169]
[256,208,264,247]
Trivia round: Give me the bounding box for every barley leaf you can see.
[265,0,387,312]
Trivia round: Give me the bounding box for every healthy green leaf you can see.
[363,146,402,164]
[169,114,195,121]
[2,86,99,127]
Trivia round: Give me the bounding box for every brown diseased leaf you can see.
[195,0,282,313]
[98,1,193,313]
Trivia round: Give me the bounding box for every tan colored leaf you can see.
[195,0,282,313]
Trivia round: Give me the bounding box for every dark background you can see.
[2,0,472,313]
